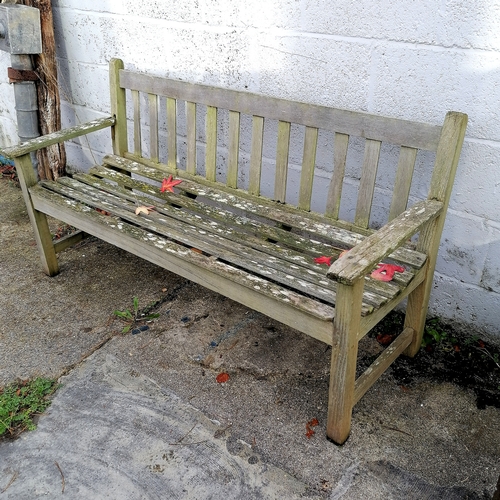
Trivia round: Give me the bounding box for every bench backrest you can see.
[109,59,467,232]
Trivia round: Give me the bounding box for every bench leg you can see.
[14,154,59,276]
[327,279,364,445]
[403,278,430,357]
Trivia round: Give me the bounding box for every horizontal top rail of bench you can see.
[119,69,442,151]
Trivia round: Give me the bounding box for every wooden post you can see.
[20,0,66,180]
[327,278,364,444]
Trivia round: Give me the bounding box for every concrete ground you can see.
[1,178,499,499]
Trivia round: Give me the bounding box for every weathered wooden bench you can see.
[1,58,467,444]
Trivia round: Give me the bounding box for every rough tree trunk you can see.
[21,0,66,180]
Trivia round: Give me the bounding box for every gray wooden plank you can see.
[148,93,159,162]
[274,121,291,203]
[227,110,240,188]
[186,101,197,174]
[355,139,381,228]
[325,132,349,219]
[132,90,142,156]
[298,126,319,211]
[205,106,217,181]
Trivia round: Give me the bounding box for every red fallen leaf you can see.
[453,344,461,352]
[160,175,183,193]
[306,427,315,439]
[308,418,319,427]
[216,372,230,383]
[478,339,485,348]
[371,263,405,282]
[305,418,319,438]
[314,256,332,266]
[96,208,111,216]
[376,333,394,346]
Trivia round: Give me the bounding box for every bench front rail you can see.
[1,58,467,444]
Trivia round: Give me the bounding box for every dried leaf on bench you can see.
[371,263,405,282]
[135,205,155,215]
[216,372,230,384]
[160,175,183,193]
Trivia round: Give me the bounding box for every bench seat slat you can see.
[42,176,401,313]
[74,170,408,299]
[103,154,427,269]
[84,165,416,292]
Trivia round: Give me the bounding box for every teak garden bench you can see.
[1,59,467,444]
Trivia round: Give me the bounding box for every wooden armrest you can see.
[327,199,443,285]
[0,116,115,159]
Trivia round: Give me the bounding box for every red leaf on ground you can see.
[376,333,395,346]
[305,427,315,439]
[308,418,319,427]
[160,175,183,193]
[371,263,405,282]
[305,418,319,438]
[314,256,332,266]
[478,340,485,348]
[216,372,230,383]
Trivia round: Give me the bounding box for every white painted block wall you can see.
[0,0,498,336]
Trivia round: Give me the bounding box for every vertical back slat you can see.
[186,101,197,175]
[167,97,177,169]
[248,115,264,196]
[205,105,217,182]
[388,146,417,221]
[148,93,159,162]
[298,126,319,211]
[355,139,381,228]
[274,121,291,202]
[132,90,141,156]
[227,110,240,188]
[325,132,349,219]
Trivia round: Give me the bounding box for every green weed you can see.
[0,378,58,438]
[114,296,160,333]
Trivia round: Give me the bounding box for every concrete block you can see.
[440,0,500,51]
[372,45,500,141]
[57,60,111,112]
[53,10,109,64]
[53,0,124,13]
[480,222,500,294]
[449,140,500,220]
[60,103,113,161]
[429,274,500,337]
[302,0,440,44]
[436,212,489,286]
[257,34,371,110]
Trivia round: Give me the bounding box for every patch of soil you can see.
[369,311,500,410]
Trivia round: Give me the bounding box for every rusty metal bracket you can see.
[8,66,38,83]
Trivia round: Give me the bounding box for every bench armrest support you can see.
[327,199,443,285]
[0,116,116,159]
